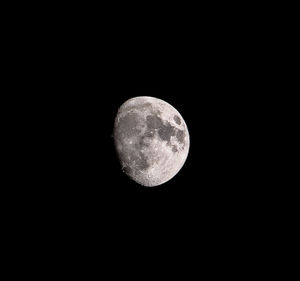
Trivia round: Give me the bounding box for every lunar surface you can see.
[114,96,190,187]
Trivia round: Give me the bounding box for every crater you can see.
[144,130,155,138]
[174,115,181,125]
[123,165,133,175]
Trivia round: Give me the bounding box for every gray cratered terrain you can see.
[114,96,190,187]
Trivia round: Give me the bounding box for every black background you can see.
[27,23,265,225]
[2,1,290,276]
[10,6,278,272]
[41,84,260,217]
[30,82,268,269]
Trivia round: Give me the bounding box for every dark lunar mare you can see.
[146,115,176,143]
[176,130,185,145]
[158,123,177,142]
[145,114,185,149]
[146,115,164,131]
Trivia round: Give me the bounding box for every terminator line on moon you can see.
[114,96,190,187]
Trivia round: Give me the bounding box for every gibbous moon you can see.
[114,96,190,187]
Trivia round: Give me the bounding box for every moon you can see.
[113,96,190,187]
